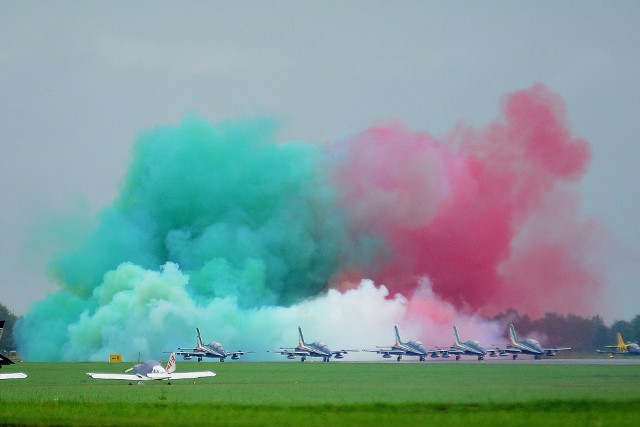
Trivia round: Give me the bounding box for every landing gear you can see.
[456,355,461,361]
[478,356,484,361]
[535,355,542,360]
[512,354,518,360]
[301,356,306,362]
[323,357,330,362]
[220,358,225,362]
[397,356,402,362]
[419,356,425,362]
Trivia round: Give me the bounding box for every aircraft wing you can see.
[543,347,571,352]
[362,348,406,355]
[175,349,254,358]
[0,373,27,380]
[485,347,509,357]
[176,348,199,352]
[438,347,464,354]
[332,349,357,355]
[267,349,311,356]
[596,349,623,354]
[228,350,255,356]
[87,373,150,381]
[164,371,216,380]
[88,371,215,381]
[175,350,209,357]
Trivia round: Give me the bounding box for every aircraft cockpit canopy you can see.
[316,342,329,351]
[469,340,481,347]
[151,365,166,374]
[525,338,541,349]
[210,342,224,351]
[410,340,426,350]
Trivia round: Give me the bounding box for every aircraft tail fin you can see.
[166,352,177,373]
[453,325,462,346]
[617,333,628,353]
[196,328,204,348]
[509,324,518,345]
[298,327,306,346]
[394,325,402,345]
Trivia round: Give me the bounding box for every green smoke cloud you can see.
[17,116,359,361]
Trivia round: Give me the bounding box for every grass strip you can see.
[1,400,639,426]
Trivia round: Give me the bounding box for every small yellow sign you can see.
[109,354,123,363]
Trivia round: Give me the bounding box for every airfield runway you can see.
[344,357,640,365]
[481,357,640,365]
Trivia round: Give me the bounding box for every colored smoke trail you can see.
[330,84,603,317]
[16,84,605,361]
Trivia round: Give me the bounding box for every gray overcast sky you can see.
[1,1,639,321]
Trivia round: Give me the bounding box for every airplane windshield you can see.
[410,340,425,350]
[151,366,166,374]
[210,342,224,351]
[525,339,541,348]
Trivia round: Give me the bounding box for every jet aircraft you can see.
[174,327,254,362]
[596,333,640,357]
[363,325,438,361]
[87,352,215,385]
[0,320,26,380]
[440,325,501,360]
[502,324,571,359]
[268,327,354,362]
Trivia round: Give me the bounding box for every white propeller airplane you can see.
[0,320,26,380]
[87,352,215,385]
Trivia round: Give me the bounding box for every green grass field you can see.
[1,361,640,426]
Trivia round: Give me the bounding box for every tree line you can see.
[0,303,18,353]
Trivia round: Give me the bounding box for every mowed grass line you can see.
[1,400,639,426]
[1,361,640,425]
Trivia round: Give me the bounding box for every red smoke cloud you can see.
[330,84,603,317]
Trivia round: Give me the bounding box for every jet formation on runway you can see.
[0,321,637,383]
[173,324,571,362]
[362,324,571,362]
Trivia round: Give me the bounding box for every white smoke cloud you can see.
[46,262,504,362]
